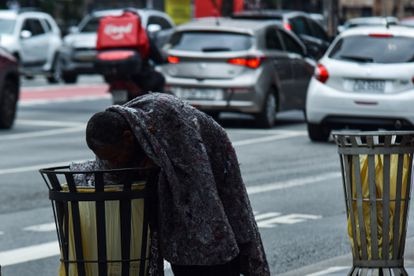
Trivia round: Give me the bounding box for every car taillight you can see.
[97,50,135,61]
[283,22,292,31]
[168,56,180,64]
[314,63,329,83]
[227,57,263,69]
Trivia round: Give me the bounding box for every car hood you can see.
[64,33,97,49]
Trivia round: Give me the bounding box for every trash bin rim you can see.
[39,165,158,175]
[332,130,414,137]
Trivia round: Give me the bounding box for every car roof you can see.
[338,25,414,38]
[345,16,398,25]
[90,8,165,18]
[232,9,308,19]
[175,17,282,34]
[0,9,50,19]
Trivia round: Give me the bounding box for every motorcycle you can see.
[94,10,156,105]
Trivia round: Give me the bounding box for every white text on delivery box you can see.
[104,23,133,40]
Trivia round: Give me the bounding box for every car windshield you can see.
[78,17,100,33]
[170,31,253,52]
[329,35,414,63]
[0,19,16,34]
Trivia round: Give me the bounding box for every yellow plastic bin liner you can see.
[348,154,410,259]
[59,183,150,276]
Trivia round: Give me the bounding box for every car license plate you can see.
[352,80,385,93]
[112,90,128,104]
[173,87,223,100]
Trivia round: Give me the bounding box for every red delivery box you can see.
[96,11,149,58]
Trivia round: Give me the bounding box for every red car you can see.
[0,47,20,129]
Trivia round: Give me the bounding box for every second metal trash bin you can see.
[40,166,159,276]
[333,131,414,275]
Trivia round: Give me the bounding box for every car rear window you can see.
[329,35,414,63]
[79,17,100,33]
[170,31,253,52]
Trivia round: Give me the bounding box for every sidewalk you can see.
[280,236,414,276]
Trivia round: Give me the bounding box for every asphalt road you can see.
[1,76,414,276]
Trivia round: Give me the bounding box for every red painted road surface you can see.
[20,84,109,102]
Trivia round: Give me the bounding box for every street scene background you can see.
[0,76,413,275]
[2,0,414,275]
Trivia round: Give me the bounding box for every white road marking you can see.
[233,132,305,147]
[16,119,85,127]
[21,84,106,92]
[229,129,306,135]
[254,212,281,221]
[0,241,59,266]
[247,172,341,195]
[0,126,85,141]
[23,223,56,232]
[0,240,172,270]
[307,266,349,275]
[0,159,88,176]
[19,95,110,106]
[257,214,322,228]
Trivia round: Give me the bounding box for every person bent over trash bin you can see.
[84,93,270,276]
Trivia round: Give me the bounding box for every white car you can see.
[306,26,414,142]
[0,9,62,83]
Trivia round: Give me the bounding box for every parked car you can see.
[0,9,62,83]
[160,17,315,128]
[306,25,414,142]
[232,10,331,60]
[0,47,20,129]
[57,8,175,84]
[337,16,399,33]
[400,16,414,27]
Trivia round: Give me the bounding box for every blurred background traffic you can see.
[1,0,414,138]
[3,2,414,275]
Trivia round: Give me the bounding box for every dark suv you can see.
[232,10,330,60]
[0,47,20,129]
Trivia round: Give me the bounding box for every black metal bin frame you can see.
[40,166,159,276]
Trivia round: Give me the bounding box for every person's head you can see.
[86,110,141,169]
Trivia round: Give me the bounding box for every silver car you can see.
[57,8,175,83]
[160,17,315,127]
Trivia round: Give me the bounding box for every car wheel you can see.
[62,73,78,84]
[0,79,18,129]
[47,56,62,84]
[256,91,277,128]
[307,122,330,142]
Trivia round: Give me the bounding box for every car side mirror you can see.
[147,24,162,34]
[20,30,32,39]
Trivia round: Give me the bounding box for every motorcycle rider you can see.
[96,9,167,100]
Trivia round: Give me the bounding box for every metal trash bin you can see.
[40,166,159,276]
[333,131,414,275]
